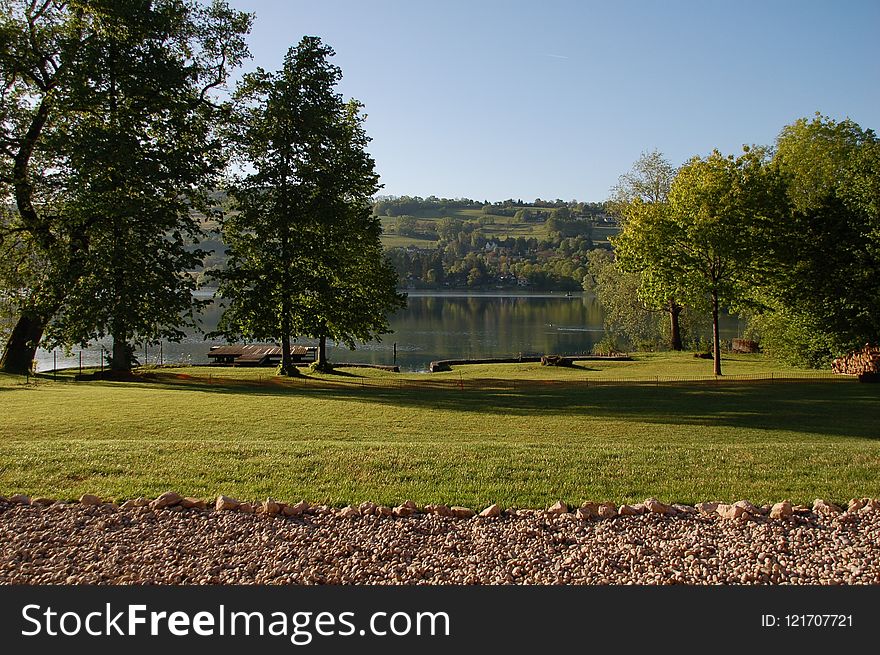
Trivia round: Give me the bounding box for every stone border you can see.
[3,493,878,522]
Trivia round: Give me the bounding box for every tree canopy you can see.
[748,114,880,365]
[213,36,405,374]
[616,148,779,374]
[609,151,687,350]
[607,116,880,371]
[0,0,251,372]
[608,149,676,212]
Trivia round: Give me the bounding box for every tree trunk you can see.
[110,306,131,372]
[711,290,722,376]
[108,46,129,376]
[277,275,299,375]
[317,333,329,370]
[0,311,45,374]
[280,331,294,376]
[111,331,131,373]
[668,299,683,351]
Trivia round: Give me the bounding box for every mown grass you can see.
[1,354,877,508]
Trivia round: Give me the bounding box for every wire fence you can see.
[20,356,851,392]
[160,368,848,394]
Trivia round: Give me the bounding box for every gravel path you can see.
[2,499,879,585]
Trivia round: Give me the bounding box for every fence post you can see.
[53,350,56,380]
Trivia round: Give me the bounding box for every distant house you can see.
[207,344,316,367]
[517,276,530,287]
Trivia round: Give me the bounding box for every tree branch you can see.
[12,96,54,249]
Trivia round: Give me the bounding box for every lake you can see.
[34,291,745,373]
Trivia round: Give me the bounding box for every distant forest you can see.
[375,195,612,291]
[196,194,615,292]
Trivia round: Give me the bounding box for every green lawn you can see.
[1,354,877,508]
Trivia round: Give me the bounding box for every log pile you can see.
[731,338,760,353]
[832,344,880,376]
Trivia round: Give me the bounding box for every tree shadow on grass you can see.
[565,363,599,372]
[130,373,880,440]
[315,368,360,378]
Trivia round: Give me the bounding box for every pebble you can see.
[479,504,502,518]
[151,491,182,509]
[2,497,879,585]
[770,501,793,520]
[215,495,240,511]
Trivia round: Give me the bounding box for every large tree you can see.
[0,0,250,373]
[583,249,707,351]
[609,151,687,350]
[617,148,778,375]
[0,0,79,373]
[583,249,662,349]
[214,37,404,375]
[751,114,880,365]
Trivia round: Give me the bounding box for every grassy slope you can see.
[1,355,877,507]
[378,207,571,249]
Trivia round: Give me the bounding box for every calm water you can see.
[35,291,745,373]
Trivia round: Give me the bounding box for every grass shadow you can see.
[316,368,361,378]
[119,372,880,441]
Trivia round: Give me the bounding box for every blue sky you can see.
[225,0,880,202]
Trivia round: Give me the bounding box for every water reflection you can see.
[34,291,744,373]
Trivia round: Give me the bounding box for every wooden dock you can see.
[207,344,317,367]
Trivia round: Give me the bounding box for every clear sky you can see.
[225,0,880,203]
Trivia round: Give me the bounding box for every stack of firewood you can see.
[731,338,760,353]
[832,344,880,375]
